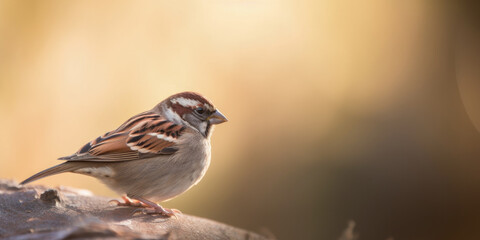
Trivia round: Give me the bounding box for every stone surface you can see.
[0,179,268,240]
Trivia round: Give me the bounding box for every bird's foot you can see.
[133,206,181,217]
[130,197,182,218]
[109,196,149,208]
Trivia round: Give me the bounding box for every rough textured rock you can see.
[0,179,268,240]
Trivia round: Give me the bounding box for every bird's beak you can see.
[208,110,228,125]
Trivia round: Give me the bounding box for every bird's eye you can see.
[195,107,205,114]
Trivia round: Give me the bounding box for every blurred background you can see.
[1,0,480,239]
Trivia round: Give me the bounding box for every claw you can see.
[131,207,177,218]
[112,196,180,218]
[128,197,180,218]
[142,207,176,217]
[109,196,149,207]
[108,199,122,206]
[171,208,182,214]
[131,208,146,216]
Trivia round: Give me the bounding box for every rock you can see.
[0,179,268,240]
[39,189,61,205]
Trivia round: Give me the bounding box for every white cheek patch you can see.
[74,167,115,178]
[163,106,194,129]
[163,107,184,123]
[198,121,207,135]
[170,97,201,108]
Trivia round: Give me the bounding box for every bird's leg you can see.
[109,196,149,207]
[131,197,182,217]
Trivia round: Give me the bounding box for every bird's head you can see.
[160,92,228,137]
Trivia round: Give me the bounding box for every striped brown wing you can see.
[59,112,186,162]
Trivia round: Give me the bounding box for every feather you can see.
[20,162,81,185]
[60,112,186,162]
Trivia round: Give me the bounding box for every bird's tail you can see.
[20,162,79,185]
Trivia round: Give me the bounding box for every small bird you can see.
[21,92,227,217]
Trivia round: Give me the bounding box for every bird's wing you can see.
[59,112,186,162]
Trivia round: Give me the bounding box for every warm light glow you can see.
[1,1,479,239]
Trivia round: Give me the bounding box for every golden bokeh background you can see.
[1,1,480,239]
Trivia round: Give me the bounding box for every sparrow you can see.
[21,91,228,217]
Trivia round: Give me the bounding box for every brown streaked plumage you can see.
[21,91,227,217]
